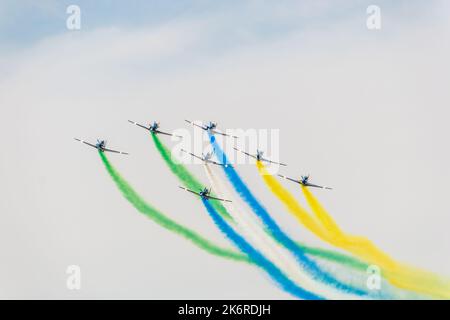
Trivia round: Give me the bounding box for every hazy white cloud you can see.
[1,1,450,298]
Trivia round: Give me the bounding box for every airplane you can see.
[128,120,182,138]
[278,174,332,190]
[74,138,129,155]
[233,147,287,166]
[179,186,232,202]
[185,120,238,139]
[181,149,228,167]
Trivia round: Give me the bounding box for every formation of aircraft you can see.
[128,120,182,138]
[233,147,287,166]
[179,186,232,202]
[75,120,332,193]
[278,174,333,190]
[185,120,238,139]
[181,149,227,167]
[74,138,129,155]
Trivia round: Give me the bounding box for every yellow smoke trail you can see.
[256,162,329,241]
[204,163,362,299]
[257,161,450,298]
[302,187,450,298]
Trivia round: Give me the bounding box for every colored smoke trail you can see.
[301,186,450,299]
[209,134,367,298]
[99,151,251,264]
[151,133,233,222]
[152,135,372,274]
[201,198,322,300]
[203,164,280,259]
[256,160,449,298]
[298,245,368,272]
[256,161,329,240]
[204,163,372,298]
[204,164,312,287]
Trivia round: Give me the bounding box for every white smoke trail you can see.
[203,164,362,300]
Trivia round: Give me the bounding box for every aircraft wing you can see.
[306,182,333,190]
[103,148,129,155]
[278,174,301,184]
[155,130,182,139]
[207,159,227,167]
[205,194,232,203]
[211,129,238,139]
[128,120,150,130]
[261,157,287,166]
[181,149,204,162]
[185,120,207,130]
[74,138,98,149]
[179,186,201,196]
[233,147,257,159]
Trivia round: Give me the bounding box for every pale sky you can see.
[0,1,449,299]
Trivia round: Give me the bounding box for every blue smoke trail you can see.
[202,198,323,300]
[209,133,367,297]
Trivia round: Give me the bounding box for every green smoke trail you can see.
[99,151,252,264]
[151,133,233,221]
[298,244,368,271]
[151,134,369,273]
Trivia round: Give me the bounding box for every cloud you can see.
[1,1,449,298]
